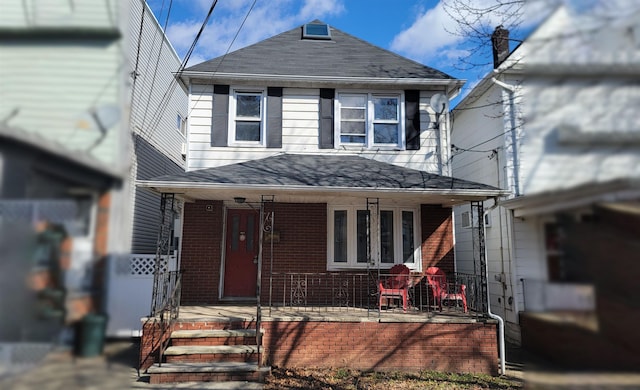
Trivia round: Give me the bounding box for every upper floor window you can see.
[229,88,266,146]
[177,114,186,136]
[335,92,404,149]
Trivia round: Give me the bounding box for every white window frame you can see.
[334,91,405,149]
[327,205,421,271]
[228,87,267,147]
[176,113,186,136]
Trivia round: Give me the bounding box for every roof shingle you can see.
[185,21,453,80]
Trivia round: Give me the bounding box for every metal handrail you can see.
[153,270,182,367]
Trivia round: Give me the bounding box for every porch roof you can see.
[137,154,506,205]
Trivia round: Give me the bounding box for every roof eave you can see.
[179,71,465,94]
[137,179,507,202]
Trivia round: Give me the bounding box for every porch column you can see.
[471,201,488,314]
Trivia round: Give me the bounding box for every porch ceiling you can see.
[138,154,507,206]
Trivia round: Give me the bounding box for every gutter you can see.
[137,180,508,198]
[178,71,465,93]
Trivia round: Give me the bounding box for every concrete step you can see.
[170,330,258,346]
[163,345,259,363]
[133,381,264,389]
[171,329,257,338]
[164,345,259,355]
[134,381,263,389]
[147,362,270,384]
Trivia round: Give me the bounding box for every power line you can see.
[137,0,219,146]
[185,0,258,120]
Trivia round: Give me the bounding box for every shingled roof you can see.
[184,21,454,80]
[140,154,500,194]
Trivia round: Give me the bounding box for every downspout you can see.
[484,198,506,375]
[491,76,520,196]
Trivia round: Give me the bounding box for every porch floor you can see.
[171,305,487,324]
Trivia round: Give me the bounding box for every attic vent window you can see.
[303,23,331,40]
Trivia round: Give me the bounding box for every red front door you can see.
[223,209,258,298]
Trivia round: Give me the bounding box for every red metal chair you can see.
[378,264,410,312]
[425,267,467,313]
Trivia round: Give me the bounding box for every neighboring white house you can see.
[452,5,640,347]
[0,0,187,339]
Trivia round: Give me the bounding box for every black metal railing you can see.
[267,270,484,318]
[150,270,182,367]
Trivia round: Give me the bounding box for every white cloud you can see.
[165,0,345,65]
[390,2,461,61]
[390,0,523,63]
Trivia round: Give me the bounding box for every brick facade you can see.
[179,202,454,304]
[421,205,454,274]
[180,200,224,304]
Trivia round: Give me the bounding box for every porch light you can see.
[234,197,246,204]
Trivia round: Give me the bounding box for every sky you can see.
[145,0,580,106]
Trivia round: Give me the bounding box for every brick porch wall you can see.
[421,205,454,274]
[262,321,497,374]
[180,200,224,304]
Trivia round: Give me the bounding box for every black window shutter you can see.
[266,87,283,148]
[211,84,230,147]
[319,88,335,149]
[405,90,420,150]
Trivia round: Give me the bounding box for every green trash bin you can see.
[77,313,107,357]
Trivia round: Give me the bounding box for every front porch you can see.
[140,304,499,383]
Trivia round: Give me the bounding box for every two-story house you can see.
[452,5,640,370]
[137,21,507,385]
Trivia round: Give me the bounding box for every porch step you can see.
[164,345,259,363]
[147,362,270,385]
[171,329,257,338]
[170,329,257,346]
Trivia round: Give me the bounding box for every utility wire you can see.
[137,0,219,145]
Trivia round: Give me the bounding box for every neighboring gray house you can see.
[451,5,640,368]
[0,0,187,341]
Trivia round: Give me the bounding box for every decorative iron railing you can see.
[267,270,484,318]
[150,270,183,319]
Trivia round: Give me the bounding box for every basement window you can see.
[303,23,331,40]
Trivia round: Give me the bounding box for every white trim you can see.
[227,87,267,147]
[179,71,466,90]
[334,90,405,150]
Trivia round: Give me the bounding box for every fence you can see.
[105,254,176,337]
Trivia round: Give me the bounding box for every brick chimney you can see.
[491,25,510,68]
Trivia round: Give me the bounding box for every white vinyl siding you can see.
[186,87,446,173]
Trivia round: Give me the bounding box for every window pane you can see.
[246,214,255,251]
[235,121,261,141]
[373,97,398,120]
[341,121,366,135]
[341,108,365,120]
[402,211,414,263]
[334,210,347,263]
[356,210,369,263]
[341,135,365,144]
[231,215,239,251]
[340,95,366,107]
[380,210,394,263]
[373,124,398,144]
[236,94,261,117]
